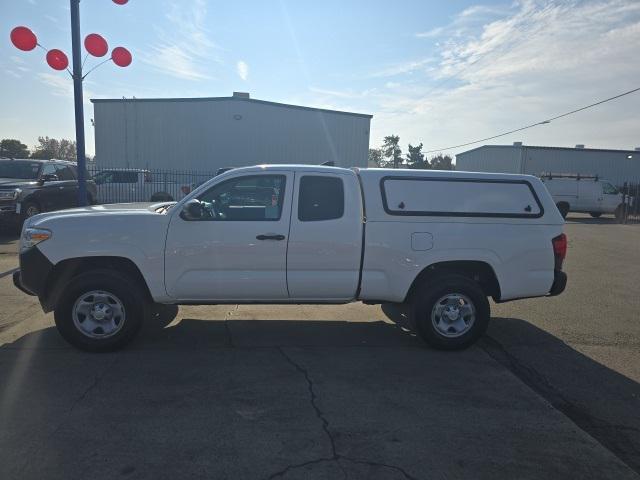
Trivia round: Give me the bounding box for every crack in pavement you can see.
[50,356,118,436]
[480,335,640,474]
[269,347,421,480]
[16,355,118,477]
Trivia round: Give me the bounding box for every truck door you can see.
[287,173,363,300]
[36,163,65,212]
[600,181,621,213]
[576,180,598,212]
[164,171,292,301]
[54,164,79,208]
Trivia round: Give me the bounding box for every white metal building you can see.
[91,92,372,170]
[456,143,640,187]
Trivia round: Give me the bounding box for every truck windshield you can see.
[0,160,41,179]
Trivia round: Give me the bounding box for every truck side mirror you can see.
[180,199,204,221]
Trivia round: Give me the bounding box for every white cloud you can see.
[38,73,73,97]
[371,58,435,78]
[143,0,221,81]
[236,60,249,81]
[367,0,640,154]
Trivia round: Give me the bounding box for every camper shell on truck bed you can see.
[14,165,567,352]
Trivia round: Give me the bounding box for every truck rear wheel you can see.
[589,212,602,218]
[54,269,147,352]
[410,274,489,350]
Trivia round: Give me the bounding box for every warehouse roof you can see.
[90,94,373,119]
[458,144,639,156]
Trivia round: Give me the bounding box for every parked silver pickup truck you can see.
[93,168,193,204]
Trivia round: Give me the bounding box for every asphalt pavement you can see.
[0,216,638,479]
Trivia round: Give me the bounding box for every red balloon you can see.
[46,49,69,71]
[84,33,108,57]
[112,0,128,4]
[111,46,132,67]
[10,26,37,51]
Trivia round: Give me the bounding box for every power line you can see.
[423,86,640,154]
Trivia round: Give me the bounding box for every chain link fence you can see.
[87,165,218,204]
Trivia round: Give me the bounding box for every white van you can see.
[540,174,625,219]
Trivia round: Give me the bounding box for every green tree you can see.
[406,143,428,169]
[368,148,383,167]
[31,136,77,161]
[382,135,402,168]
[0,139,30,158]
[430,154,454,170]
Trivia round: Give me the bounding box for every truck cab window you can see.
[41,164,58,179]
[602,182,618,194]
[55,165,76,180]
[298,176,344,221]
[114,171,138,183]
[197,174,286,221]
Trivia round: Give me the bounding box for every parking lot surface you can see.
[0,216,639,479]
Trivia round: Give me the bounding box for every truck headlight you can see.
[0,188,20,200]
[21,228,51,252]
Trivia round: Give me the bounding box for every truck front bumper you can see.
[548,270,567,296]
[0,203,19,220]
[13,270,35,296]
[13,247,54,298]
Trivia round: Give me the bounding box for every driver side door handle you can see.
[256,234,285,241]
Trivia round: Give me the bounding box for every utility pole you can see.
[70,0,88,206]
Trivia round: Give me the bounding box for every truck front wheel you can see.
[410,274,489,350]
[54,269,147,352]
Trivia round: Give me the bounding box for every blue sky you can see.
[2,0,639,157]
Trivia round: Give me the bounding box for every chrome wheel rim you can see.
[72,290,126,339]
[431,293,476,338]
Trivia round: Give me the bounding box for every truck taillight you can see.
[552,233,567,270]
[181,185,191,195]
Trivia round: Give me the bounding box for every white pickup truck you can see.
[14,165,567,352]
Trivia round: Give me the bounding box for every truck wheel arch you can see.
[41,256,152,312]
[404,260,501,302]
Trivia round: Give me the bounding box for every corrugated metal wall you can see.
[92,98,371,170]
[455,146,522,173]
[522,148,640,187]
[457,146,640,187]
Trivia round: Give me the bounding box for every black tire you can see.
[54,269,147,352]
[556,202,569,219]
[589,212,602,218]
[410,274,490,350]
[150,192,173,202]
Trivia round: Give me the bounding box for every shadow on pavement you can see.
[484,317,640,475]
[0,310,638,479]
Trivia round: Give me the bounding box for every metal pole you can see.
[70,0,88,206]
